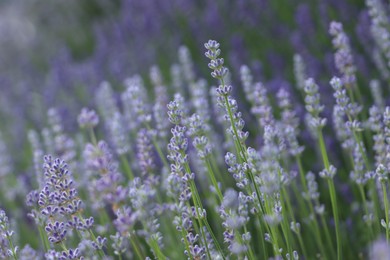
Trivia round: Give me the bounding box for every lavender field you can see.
[1,0,390,259]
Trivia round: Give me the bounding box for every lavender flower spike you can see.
[304,78,326,136]
[0,209,18,259]
[77,108,99,129]
[329,21,356,87]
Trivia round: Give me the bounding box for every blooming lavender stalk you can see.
[167,95,224,259]
[251,82,275,129]
[329,21,357,90]
[83,140,126,211]
[372,49,390,81]
[276,88,325,256]
[0,132,17,202]
[121,75,152,132]
[136,129,155,177]
[276,88,304,158]
[206,40,293,258]
[166,117,207,259]
[96,83,134,179]
[204,40,249,159]
[369,106,385,167]
[376,165,390,242]
[366,0,390,69]
[239,65,255,104]
[205,40,279,255]
[78,107,99,145]
[95,81,119,123]
[369,80,385,110]
[303,78,341,260]
[19,245,40,260]
[330,77,369,168]
[27,130,45,187]
[293,54,307,92]
[383,107,390,170]
[178,46,196,85]
[331,77,381,236]
[170,63,184,95]
[209,86,234,152]
[259,125,296,256]
[38,155,105,258]
[123,74,169,170]
[0,209,18,259]
[128,177,166,259]
[187,79,225,177]
[218,189,254,259]
[47,108,76,166]
[150,66,170,147]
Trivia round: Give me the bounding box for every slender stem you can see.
[149,238,167,260]
[318,130,341,260]
[6,234,18,260]
[77,213,106,258]
[180,149,225,259]
[144,122,169,168]
[130,234,145,260]
[120,155,135,180]
[257,218,268,260]
[296,156,333,258]
[181,228,193,260]
[89,128,98,146]
[205,157,223,201]
[280,185,293,257]
[358,185,374,240]
[297,233,308,259]
[382,182,390,243]
[263,196,281,256]
[38,225,50,252]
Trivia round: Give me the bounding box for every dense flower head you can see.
[77,108,99,129]
[39,156,81,214]
[329,21,356,86]
[0,209,17,258]
[205,40,228,80]
[83,140,127,209]
[304,78,327,133]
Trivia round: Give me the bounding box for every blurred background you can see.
[0,0,371,163]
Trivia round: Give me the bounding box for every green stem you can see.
[144,122,169,169]
[296,156,332,258]
[280,186,293,257]
[381,182,390,243]
[263,196,281,256]
[149,238,167,260]
[77,213,106,258]
[297,233,308,259]
[89,128,98,146]
[130,234,145,260]
[6,234,18,260]
[120,155,135,180]
[358,185,374,240]
[38,225,50,252]
[328,180,341,260]
[205,157,223,201]
[257,218,268,260]
[318,130,341,260]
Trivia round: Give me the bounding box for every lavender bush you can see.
[2,0,390,259]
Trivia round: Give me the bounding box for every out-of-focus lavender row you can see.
[0,0,371,143]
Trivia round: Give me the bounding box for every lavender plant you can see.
[3,2,390,258]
